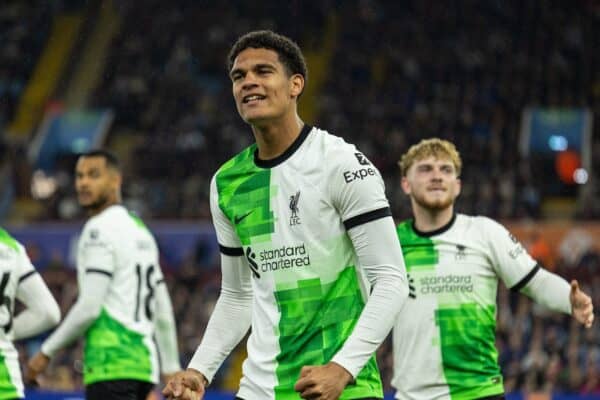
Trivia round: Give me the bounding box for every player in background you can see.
[163,30,408,400]
[392,138,594,400]
[26,150,181,400]
[0,228,60,400]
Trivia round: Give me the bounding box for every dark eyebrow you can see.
[231,62,277,77]
[230,68,244,78]
[254,63,276,70]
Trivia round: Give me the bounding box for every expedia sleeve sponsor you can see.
[330,145,389,224]
[343,167,378,183]
[81,227,110,249]
[339,149,380,184]
[354,152,371,166]
[508,243,525,259]
[478,216,537,288]
[82,240,110,249]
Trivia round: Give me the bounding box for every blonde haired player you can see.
[392,138,594,400]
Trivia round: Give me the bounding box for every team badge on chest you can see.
[289,191,301,226]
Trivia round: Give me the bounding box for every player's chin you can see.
[240,107,277,124]
[419,197,454,211]
[78,198,99,209]
[77,197,92,207]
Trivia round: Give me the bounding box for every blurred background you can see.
[1,0,598,399]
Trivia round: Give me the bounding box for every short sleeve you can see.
[210,175,243,255]
[481,217,538,290]
[328,148,391,230]
[78,221,116,276]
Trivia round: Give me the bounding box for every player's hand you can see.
[162,369,207,400]
[294,362,353,400]
[570,280,594,328]
[25,352,50,386]
[161,371,180,385]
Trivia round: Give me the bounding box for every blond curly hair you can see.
[398,138,462,177]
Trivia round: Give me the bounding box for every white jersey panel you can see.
[393,214,537,400]
[211,126,388,400]
[77,205,163,384]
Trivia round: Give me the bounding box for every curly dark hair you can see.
[227,30,308,85]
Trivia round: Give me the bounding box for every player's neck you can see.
[252,116,304,160]
[86,196,121,217]
[412,205,455,233]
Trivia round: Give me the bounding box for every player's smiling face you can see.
[402,156,461,211]
[75,156,120,213]
[230,48,303,125]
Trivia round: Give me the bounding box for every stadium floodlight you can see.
[573,168,588,185]
[30,170,57,199]
[548,135,568,151]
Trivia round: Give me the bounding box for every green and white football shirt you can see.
[393,214,539,400]
[0,229,36,399]
[76,205,164,385]
[211,125,391,399]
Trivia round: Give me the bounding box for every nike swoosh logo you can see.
[234,210,254,225]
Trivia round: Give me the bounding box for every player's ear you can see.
[454,178,461,197]
[401,176,411,195]
[289,73,304,99]
[110,169,122,190]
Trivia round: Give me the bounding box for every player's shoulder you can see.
[395,219,422,245]
[309,127,379,178]
[215,144,257,180]
[0,227,20,253]
[81,205,137,240]
[0,227,28,263]
[82,206,156,246]
[466,214,505,230]
[84,205,123,228]
[212,143,258,198]
[312,127,363,160]
[395,219,414,236]
[456,214,509,242]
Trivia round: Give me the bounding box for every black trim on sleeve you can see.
[343,207,392,230]
[18,270,37,283]
[510,263,541,292]
[219,244,244,256]
[254,124,312,168]
[86,268,113,278]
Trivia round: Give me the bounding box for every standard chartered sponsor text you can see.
[420,274,473,294]
[258,243,310,272]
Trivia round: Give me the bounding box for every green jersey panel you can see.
[0,353,19,400]
[84,309,152,384]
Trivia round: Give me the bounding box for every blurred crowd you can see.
[1,0,599,221]
[0,1,51,132]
